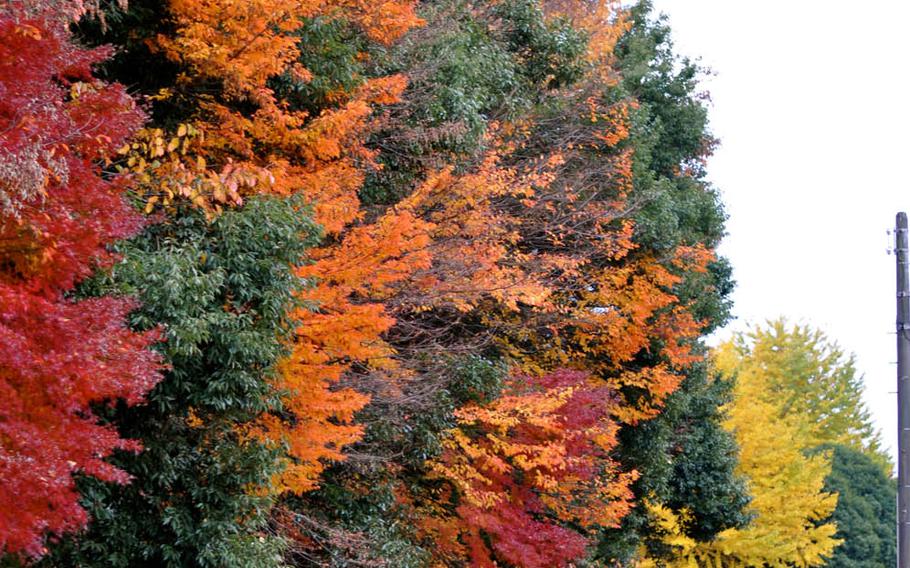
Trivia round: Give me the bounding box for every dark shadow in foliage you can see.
[72,0,188,126]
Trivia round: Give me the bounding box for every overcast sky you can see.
[649,0,910,460]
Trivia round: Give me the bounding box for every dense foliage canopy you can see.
[0,0,893,566]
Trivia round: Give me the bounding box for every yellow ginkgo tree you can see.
[638,341,841,567]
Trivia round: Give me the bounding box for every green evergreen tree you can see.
[662,363,752,541]
[44,198,319,567]
[605,360,751,562]
[821,444,896,568]
[616,0,730,319]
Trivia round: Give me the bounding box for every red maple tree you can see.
[0,8,162,557]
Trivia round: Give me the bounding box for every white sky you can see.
[649,0,910,461]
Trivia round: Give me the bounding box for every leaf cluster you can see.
[44,198,319,567]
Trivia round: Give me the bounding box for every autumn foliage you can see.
[106,0,425,496]
[425,369,636,567]
[638,342,842,568]
[0,7,161,557]
[0,0,853,566]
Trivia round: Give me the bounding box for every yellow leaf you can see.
[144,196,159,214]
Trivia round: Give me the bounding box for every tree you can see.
[726,319,888,470]
[43,198,319,567]
[821,444,896,568]
[719,319,894,565]
[0,6,162,558]
[608,359,751,563]
[656,362,751,542]
[614,0,731,327]
[72,0,428,499]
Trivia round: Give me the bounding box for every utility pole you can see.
[897,211,910,567]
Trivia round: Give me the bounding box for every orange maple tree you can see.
[269,205,434,491]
